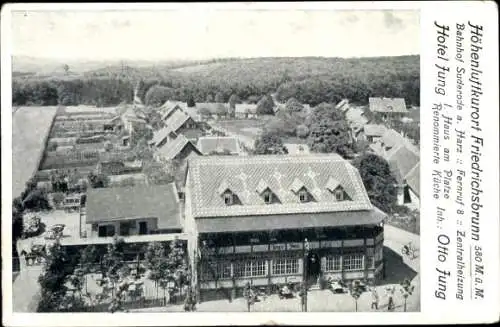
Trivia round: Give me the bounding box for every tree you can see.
[307,118,353,157]
[187,95,196,108]
[37,241,81,312]
[22,188,51,211]
[145,240,189,305]
[144,85,175,107]
[228,94,240,118]
[145,242,166,300]
[143,162,175,185]
[352,153,398,213]
[399,278,415,312]
[12,206,24,241]
[307,103,353,158]
[228,94,240,109]
[256,95,275,115]
[63,64,70,75]
[285,97,304,113]
[88,172,110,188]
[165,239,190,304]
[254,131,288,155]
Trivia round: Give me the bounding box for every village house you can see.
[234,104,258,119]
[342,104,371,141]
[360,124,387,143]
[121,107,147,134]
[149,127,176,149]
[85,183,182,238]
[368,128,420,206]
[369,128,419,158]
[160,101,188,121]
[386,145,420,207]
[183,154,386,302]
[196,136,241,156]
[154,134,201,163]
[283,143,311,156]
[335,99,350,112]
[368,97,408,121]
[196,103,229,121]
[163,110,202,141]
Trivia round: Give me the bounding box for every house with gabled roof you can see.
[385,145,420,207]
[154,134,201,163]
[121,107,147,134]
[235,104,258,119]
[361,124,387,143]
[195,103,228,120]
[284,143,310,155]
[160,101,187,121]
[162,110,203,141]
[184,154,386,302]
[368,97,408,121]
[335,99,350,113]
[196,136,241,156]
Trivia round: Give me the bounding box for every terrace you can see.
[17,209,188,252]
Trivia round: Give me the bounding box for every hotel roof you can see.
[187,154,373,218]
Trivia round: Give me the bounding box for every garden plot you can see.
[12,106,58,199]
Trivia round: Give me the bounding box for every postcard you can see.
[1,1,498,326]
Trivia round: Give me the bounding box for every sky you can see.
[11,9,419,60]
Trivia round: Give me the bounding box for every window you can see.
[368,256,375,268]
[325,256,342,272]
[202,261,232,280]
[234,260,267,277]
[335,189,344,201]
[272,258,299,275]
[299,190,308,203]
[224,193,233,205]
[263,191,272,204]
[342,254,364,271]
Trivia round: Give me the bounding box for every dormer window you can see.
[290,177,313,203]
[224,193,234,205]
[256,179,279,204]
[326,176,351,201]
[335,189,344,201]
[263,191,272,204]
[218,179,239,206]
[299,190,308,203]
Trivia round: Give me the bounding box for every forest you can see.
[12,55,420,108]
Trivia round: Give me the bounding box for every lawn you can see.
[12,106,59,199]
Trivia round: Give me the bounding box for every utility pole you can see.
[302,238,310,312]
